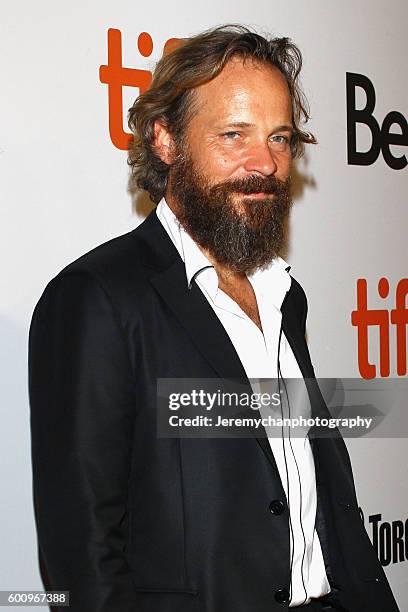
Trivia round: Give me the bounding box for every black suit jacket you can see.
[29,209,399,612]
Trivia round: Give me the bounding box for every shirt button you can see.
[269,499,285,515]
[274,588,290,603]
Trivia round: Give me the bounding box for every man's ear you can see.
[153,120,175,165]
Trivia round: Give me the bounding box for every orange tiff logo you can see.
[351,278,408,379]
[99,28,181,150]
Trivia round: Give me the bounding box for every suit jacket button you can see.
[274,588,290,603]
[269,499,285,515]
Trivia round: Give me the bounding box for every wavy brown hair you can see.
[127,24,316,204]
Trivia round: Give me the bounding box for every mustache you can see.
[210,174,290,195]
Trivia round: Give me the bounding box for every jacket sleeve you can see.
[29,270,138,611]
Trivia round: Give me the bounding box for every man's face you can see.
[165,56,294,274]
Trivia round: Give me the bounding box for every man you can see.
[29,25,399,612]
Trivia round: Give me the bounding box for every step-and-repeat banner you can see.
[1,1,407,609]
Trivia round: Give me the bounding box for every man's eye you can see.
[222,131,240,139]
[270,135,289,144]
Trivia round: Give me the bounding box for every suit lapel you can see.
[281,295,314,379]
[137,210,316,470]
[150,259,249,380]
[151,260,283,471]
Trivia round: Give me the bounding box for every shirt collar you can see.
[155,197,291,306]
[156,198,219,299]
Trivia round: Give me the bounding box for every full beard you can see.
[169,149,292,275]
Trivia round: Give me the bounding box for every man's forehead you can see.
[203,55,286,89]
[194,58,287,98]
[189,56,292,121]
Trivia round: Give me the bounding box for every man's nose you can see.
[243,142,278,176]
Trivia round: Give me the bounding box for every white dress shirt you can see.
[156,197,331,606]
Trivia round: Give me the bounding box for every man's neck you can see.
[199,246,247,287]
